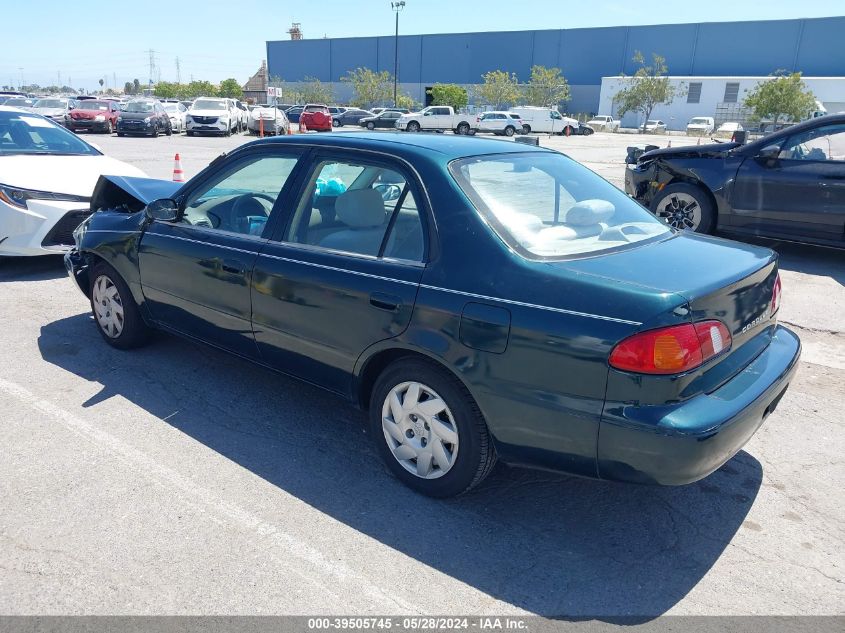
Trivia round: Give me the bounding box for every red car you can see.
[298,104,333,132]
[69,100,121,133]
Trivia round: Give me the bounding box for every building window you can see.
[723,82,740,103]
[687,82,702,104]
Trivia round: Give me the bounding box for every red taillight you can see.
[771,273,782,315]
[609,320,732,375]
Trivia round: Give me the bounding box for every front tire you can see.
[370,359,496,498]
[407,121,420,132]
[89,262,150,350]
[366,122,375,130]
[504,126,515,137]
[650,183,715,234]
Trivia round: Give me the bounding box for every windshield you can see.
[78,101,109,111]
[193,99,226,110]
[0,110,99,156]
[449,152,670,258]
[125,101,154,113]
[689,118,710,125]
[164,104,180,113]
[34,99,67,109]
[5,98,35,107]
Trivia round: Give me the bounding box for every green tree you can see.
[744,71,817,125]
[299,76,334,104]
[427,84,468,110]
[524,65,570,107]
[395,92,418,111]
[124,81,134,95]
[154,81,182,99]
[476,70,521,109]
[132,78,141,94]
[184,80,218,98]
[614,52,679,133]
[218,78,244,99]
[342,67,392,108]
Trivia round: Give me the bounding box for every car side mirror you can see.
[145,198,179,222]
[756,145,781,164]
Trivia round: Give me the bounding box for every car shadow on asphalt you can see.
[38,312,764,618]
[0,255,68,282]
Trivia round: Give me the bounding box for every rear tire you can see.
[456,122,470,135]
[522,124,531,134]
[89,262,150,350]
[650,183,716,234]
[370,359,496,498]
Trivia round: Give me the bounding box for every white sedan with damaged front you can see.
[0,106,144,257]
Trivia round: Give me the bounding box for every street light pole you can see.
[391,1,405,107]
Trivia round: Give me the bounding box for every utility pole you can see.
[57,71,61,88]
[18,68,23,90]
[113,72,117,89]
[147,49,156,87]
[175,57,181,84]
[391,1,406,107]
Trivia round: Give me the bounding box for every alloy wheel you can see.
[656,192,702,231]
[92,275,124,338]
[381,381,459,479]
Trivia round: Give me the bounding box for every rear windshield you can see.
[449,152,670,259]
[689,118,710,124]
[304,105,329,113]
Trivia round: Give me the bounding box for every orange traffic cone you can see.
[172,153,185,182]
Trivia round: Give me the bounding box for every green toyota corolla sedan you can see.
[65,133,800,497]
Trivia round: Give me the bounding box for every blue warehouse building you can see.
[266,16,845,113]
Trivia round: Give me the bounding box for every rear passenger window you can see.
[285,159,425,261]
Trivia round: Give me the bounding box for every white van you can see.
[509,106,578,135]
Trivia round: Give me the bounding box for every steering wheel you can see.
[231,193,275,234]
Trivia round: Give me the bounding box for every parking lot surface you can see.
[1,130,843,616]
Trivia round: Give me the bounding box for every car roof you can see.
[243,132,552,161]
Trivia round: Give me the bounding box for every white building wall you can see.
[598,76,845,131]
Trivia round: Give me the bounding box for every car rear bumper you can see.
[597,324,801,485]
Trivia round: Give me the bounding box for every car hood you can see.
[90,175,181,211]
[0,154,145,196]
[641,141,739,161]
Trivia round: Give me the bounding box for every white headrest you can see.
[564,199,615,226]
[335,188,385,228]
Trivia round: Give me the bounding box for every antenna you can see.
[288,22,303,40]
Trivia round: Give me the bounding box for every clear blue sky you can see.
[2,1,843,91]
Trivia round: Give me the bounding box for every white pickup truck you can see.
[395,106,475,135]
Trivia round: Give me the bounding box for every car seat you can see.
[319,188,387,256]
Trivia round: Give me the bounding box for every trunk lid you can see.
[564,232,779,353]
